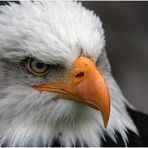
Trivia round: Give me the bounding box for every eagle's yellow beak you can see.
[33,57,110,128]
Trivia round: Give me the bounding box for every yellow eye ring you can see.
[25,58,50,76]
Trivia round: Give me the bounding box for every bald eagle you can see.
[0,1,147,147]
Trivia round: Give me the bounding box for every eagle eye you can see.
[25,58,50,76]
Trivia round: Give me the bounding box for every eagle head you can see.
[0,1,137,146]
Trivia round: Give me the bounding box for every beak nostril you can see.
[75,72,84,78]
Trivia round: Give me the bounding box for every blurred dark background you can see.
[82,2,148,114]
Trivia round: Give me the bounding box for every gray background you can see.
[82,2,148,114]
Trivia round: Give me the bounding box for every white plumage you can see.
[0,1,137,146]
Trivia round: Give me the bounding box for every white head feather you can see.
[0,1,137,146]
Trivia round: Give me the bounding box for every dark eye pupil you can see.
[36,63,44,69]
